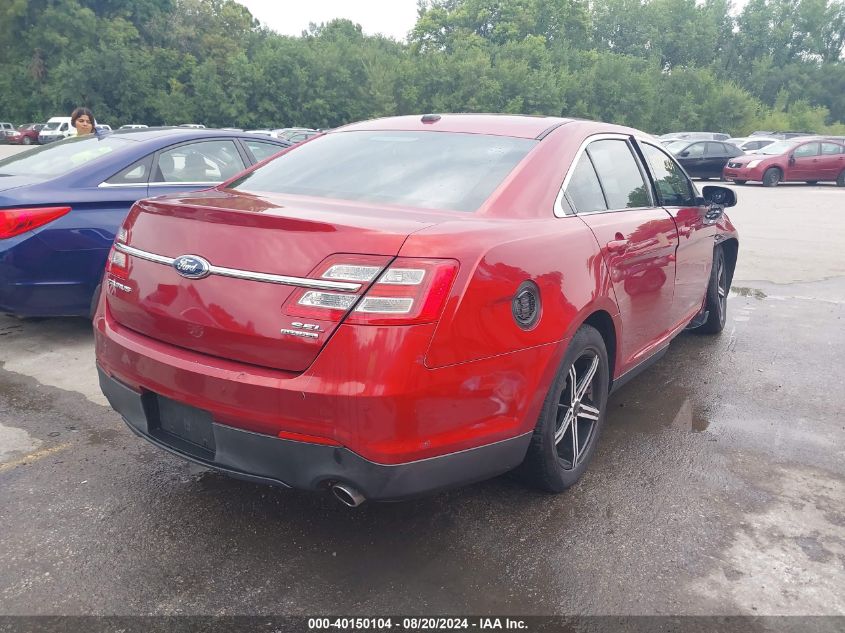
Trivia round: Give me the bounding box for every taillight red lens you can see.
[283,254,391,321]
[281,255,459,326]
[346,258,459,326]
[0,206,71,239]
[106,246,130,279]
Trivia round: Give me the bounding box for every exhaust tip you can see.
[331,483,366,507]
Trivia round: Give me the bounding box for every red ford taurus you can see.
[94,114,739,505]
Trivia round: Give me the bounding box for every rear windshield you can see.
[0,135,132,178]
[229,131,537,212]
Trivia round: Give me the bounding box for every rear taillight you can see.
[0,206,71,239]
[106,229,130,278]
[106,247,129,279]
[284,256,458,326]
[347,258,459,325]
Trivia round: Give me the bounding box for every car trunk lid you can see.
[106,190,444,371]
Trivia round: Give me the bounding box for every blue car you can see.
[0,128,290,317]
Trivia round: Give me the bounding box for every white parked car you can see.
[38,117,76,143]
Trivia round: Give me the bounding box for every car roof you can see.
[335,114,576,139]
[101,127,287,144]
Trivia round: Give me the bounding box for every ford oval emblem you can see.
[173,254,211,279]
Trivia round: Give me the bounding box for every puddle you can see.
[609,383,712,434]
[731,286,767,299]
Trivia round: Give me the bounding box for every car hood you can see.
[727,154,773,165]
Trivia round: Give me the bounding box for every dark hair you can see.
[71,107,95,129]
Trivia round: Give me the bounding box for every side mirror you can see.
[788,154,796,165]
[680,151,690,157]
[702,185,736,208]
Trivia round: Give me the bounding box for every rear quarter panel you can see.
[398,217,619,369]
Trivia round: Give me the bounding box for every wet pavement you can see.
[1,183,844,617]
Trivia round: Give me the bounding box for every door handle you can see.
[606,239,629,253]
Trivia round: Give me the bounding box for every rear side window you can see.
[230,131,536,212]
[821,143,843,155]
[244,139,284,162]
[641,143,696,207]
[566,154,607,213]
[105,155,153,185]
[585,139,651,209]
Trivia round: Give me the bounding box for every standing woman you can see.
[70,107,95,136]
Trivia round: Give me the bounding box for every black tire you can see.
[518,325,610,492]
[89,281,103,320]
[696,247,728,334]
[22,137,32,145]
[762,167,781,187]
[733,180,747,185]
[806,181,818,185]
[837,171,845,187]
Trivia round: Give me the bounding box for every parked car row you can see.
[659,132,845,185]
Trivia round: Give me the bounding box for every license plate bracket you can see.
[148,394,216,460]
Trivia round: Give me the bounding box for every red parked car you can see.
[6,123,45,145]
[95,115,739,505]
[723,137,845,186]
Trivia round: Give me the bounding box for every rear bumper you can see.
[99,367,532,500]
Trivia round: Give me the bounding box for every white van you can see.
[38,117,77,144]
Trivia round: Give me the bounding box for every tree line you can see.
[1,0,844,135]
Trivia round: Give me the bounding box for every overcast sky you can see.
[237,0,421,41]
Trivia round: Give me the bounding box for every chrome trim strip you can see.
[98,180,221,189]
[113,242,362,292]
[116,243,174,266]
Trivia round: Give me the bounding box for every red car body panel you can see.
[94,114,739,499]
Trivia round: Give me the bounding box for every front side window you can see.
[229,131,537,212]
[0,135,131,178]
[586,139,651,209]
[681,143,706,158]
[565,154,607,214]
[156,140,245,183]
[641,143,696,207]
[794,143,820,158]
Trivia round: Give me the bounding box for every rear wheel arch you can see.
[720,238,739,288]
[582,310,617,391]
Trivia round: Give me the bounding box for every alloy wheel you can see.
[554,352,602,470]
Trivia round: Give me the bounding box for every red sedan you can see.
[6,123,45,145]
[723,137,845,186]
[94,114,739,505]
